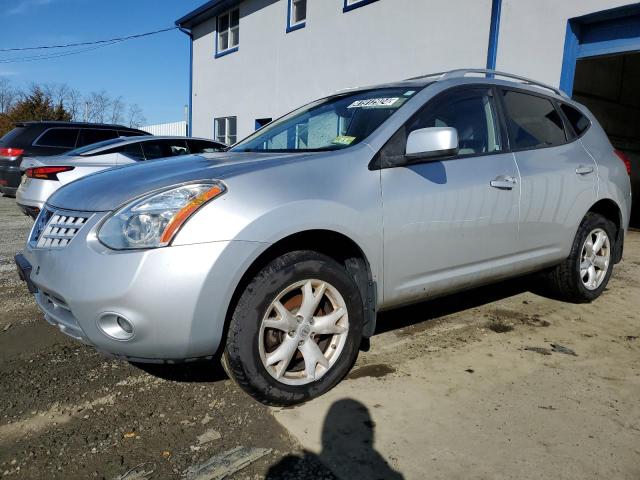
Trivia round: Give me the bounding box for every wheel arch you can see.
[586,198,624,263]
[222,229,378,351]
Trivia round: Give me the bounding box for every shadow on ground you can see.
[266,398,403,480]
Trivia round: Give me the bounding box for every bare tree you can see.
[65,88,83,121]
[128,104,146,128]
[43,82,71,108]
[110,96,125,124]
[85,90,112,123]
[0,78,18,114]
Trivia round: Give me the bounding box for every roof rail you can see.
[407,69,568,98]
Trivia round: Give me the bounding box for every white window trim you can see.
[216,8,239,57]
[214,116,237,146]
[287,0,306,32]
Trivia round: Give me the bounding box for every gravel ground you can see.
[1,194,639,480]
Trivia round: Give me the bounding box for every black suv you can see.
[0,122,149,196]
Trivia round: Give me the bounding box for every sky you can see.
[0,0,205,125]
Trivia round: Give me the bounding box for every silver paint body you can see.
[21,74,632,361]
[15,136,215,211]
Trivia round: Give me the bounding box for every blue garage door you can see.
[560,4,640,96]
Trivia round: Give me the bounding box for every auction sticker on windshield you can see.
[348,98,400,108]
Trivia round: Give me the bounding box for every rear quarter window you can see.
[0,126,30,145]
[501,90,567,150]
[560,104,591,136]
[34,128,80,148]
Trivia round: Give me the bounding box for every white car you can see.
[16,136,227,218]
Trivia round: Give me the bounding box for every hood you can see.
[46,151,311,212]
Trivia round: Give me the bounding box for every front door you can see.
[380,87,521,307]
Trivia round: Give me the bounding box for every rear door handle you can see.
[490,175,517,190]
[575,165,594,175]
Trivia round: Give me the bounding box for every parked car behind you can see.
[0,121,149,197]
[15,70,632,406]
[16,136,227,218]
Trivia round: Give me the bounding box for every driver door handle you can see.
[575,165,594,175]
[490,175,517,190]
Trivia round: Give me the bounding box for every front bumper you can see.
[19,211,265,362]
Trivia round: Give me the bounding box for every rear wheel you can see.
[224,250,363,405]
[544,212,616,303]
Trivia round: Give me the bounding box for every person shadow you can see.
[266,398,404,480]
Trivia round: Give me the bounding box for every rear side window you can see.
[77,129,119,147]
[560,104,590,136]
[141,140,188,160]
[118,130,148,137]
[34,128,79,148]
[118,143,145,161]
[501,90,567,150]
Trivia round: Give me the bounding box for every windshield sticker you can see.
[404,90,416,96]
[348,97,400,109]
[331,135,357,146]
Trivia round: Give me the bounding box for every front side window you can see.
[142,140,189,160]
[34,128,79,148]
[187,139,226,153]
[215,117,237,145]
[377,87,501,167]
[217,8,239,55]
[501,90,567,150]
[232,87,420,153]
[288,0,306,30]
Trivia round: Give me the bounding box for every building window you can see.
[216,8,239,57]
[215,116,237,145]
[287,0,306,32]
[343,0,380,13]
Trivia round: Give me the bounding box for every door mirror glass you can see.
[405,127,459,160]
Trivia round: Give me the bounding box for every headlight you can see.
[98,182,226,250]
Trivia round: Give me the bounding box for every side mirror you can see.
[405,127,459,161]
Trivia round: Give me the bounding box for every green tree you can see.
[0,86,71,137]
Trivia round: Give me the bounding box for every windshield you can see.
[66,137,127,156]
[231,87,421,153]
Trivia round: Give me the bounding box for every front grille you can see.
[30,208,91,249]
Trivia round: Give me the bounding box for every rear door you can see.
[380,86,521,306]
[498,89,598,262]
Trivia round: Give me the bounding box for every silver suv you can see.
[16,70,632,405]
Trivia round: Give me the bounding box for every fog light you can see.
[97,313,135,341]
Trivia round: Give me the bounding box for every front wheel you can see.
[224,250,364,405]
[544,212,616,303]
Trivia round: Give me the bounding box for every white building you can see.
[176,0,639,222]
[141,120,188,136]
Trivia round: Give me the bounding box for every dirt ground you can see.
[1,195,639,480]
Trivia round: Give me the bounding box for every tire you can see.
[224,250,364,405]
[544,212,617,303]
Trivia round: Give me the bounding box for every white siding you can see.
[191,0,493,139]
[142,121,188,136]
[495,0,632,86]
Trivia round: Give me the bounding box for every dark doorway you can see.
[573,53,640,227]
[255,118,272,130]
